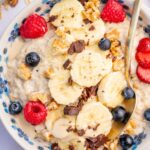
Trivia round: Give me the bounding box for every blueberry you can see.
[111,106,129,123]
[9,102,22,115]
[98,38,111,51]
[25,52,40,67]
[119,134,134,150]
[101,0,108,3]
[122,87,135,100]
[144,108,150,121]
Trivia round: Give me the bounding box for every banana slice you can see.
[51,117,75,139]
[70,19,106,45]
[71,50,112,87]
[76,101,112,137]
[49,70,83,105]
[49,0,84,28]
[98,72,127,108]
[45,106,64,133]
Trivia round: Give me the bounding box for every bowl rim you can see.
[0,1,150,150]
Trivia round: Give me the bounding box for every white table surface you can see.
[0,0,150,150]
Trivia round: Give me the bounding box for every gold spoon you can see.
[108,0,142,139]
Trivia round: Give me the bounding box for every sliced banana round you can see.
[49,0,84,28]
[70,19,105,45]
[51,117,75,139]
[76,101,112,138]
[71,50,112,87]
[45,106,64,133]
[98,72,127,108]
[49,70,83,105]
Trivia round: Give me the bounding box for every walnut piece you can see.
[43,68,53,79]
[125,120,136,135]
[113,59,125,71]
[104,29,120,41]
[29,92,50,104]
[82,0,100,22]
[17,64,31,80]
[48,101,59,111]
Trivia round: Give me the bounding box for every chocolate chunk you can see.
[63,59,72,70]
[68,77,73,86]
[64,99,83,116]
[79,0,88,5]
[51,143,61,150]
[77,129,85,136]
[103,147,108,150]
[80,85,98,101]
[85,134,108,150]
[69,145,74,150]
[49,15,58,22]
[64,105,80,116]
[83,19,92,24]
[93,124,100,131]
[68,40,85,55]
[67,126,75,132]
[89,25,95,31]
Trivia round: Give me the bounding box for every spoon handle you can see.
[125,0,142,86]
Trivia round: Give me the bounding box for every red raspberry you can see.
[137,38,150,53]
[136,51,150,68]
[20,14,48,39]
[24,101,47,125]
[100,0,126,23]
[136,66,150,84]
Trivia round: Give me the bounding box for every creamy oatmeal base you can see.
[6,0,150,149]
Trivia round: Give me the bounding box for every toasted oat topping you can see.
[43,68,53,79]
[29,92,50,104]
[48,101,59,111]
[82,0,100,22]
[113,58,125,71]
[17,64,31,80]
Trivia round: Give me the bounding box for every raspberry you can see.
[24,101,47,125]
[20,14,48,39]
[100,0,126,23]
[136,66,150,84]
[137,38,150,53]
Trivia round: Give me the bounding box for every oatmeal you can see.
[6,0,150,150]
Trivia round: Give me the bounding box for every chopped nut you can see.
[43,68,53,79]
[55,27,67,38]
[53,38,68,49]
[113,59,125,71]
[110,39,122,57]
[104,29,120,41]
[82,0,100,22]
[29,92,50,104]
[17,64,31,80]
[48,101,59,111]
[8,0,18,7]
[42,131,53,142]
[109,139,118,150]
[125,120,136,135]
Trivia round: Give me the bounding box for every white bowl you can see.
[0,0,150,149]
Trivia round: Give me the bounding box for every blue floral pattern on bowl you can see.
[0,0,150,150]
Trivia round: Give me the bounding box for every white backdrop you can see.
[0,0,150,150]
